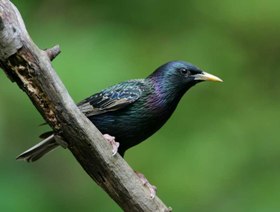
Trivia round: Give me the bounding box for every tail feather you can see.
[16,135,59,162]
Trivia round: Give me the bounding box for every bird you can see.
[17,60,222,197]
[17,60,222,160]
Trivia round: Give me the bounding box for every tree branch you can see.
[45,45,61,61]
[0,1,171,211]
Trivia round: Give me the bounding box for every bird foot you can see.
[135,171,157,199]
[103,134,120,156]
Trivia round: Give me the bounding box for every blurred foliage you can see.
[1,0,280,211]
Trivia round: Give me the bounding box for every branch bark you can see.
[0,1,171,211]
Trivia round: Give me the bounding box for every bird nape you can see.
[16,60,223,197]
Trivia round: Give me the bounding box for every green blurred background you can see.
[1,0,280,211]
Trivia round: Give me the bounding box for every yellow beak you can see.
[194,71,223,82]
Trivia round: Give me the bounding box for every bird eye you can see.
[180,68,190,76]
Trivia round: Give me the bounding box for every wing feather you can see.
[77,80,145,116]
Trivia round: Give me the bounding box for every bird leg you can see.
[135,171,157,199]
[103,134,120,156]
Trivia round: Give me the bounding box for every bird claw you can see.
[135,171,157,199]
[103,134,120,156]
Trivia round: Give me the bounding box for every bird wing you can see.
[77,79,145,116]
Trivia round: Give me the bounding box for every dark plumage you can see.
[17,61,222,162]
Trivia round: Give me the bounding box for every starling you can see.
[17,60,222,162]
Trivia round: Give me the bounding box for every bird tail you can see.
[16,134,59,162]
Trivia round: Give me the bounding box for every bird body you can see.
[17,61,222,161]
[84,79,179,156]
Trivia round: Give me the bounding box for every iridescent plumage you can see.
[17,61,222,161]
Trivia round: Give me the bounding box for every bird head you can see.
[149,61,223,93]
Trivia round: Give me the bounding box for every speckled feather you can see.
[76,61,203,156]
[78,79,146,117]
[77,79,162,156]
[17,61,221,161]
